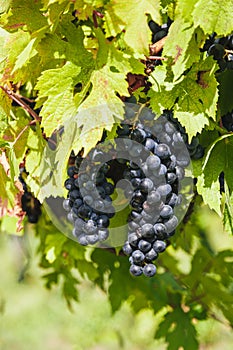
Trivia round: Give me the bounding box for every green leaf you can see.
[196,173,222,216]
[0,0,10,13]
[104,0,161,55]
[75,64,129,155]
[149,58,218,139]
[192,0,233,35]
[12,32,46,73]
[156,309,198,350]
[175,0,197,20]
[35,61,81,136]
[163,17,196,80]
[0,89,11,136]
[223,185,233,234]
[202,134,233,192]
[6,0,48,32]
[174,111,209,142]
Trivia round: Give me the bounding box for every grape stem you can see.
[146,56,167,61]
[149,36,167,55]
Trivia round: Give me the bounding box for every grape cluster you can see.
[116,111,187,277]
[63,106,193,277]
[202,33,233,71]
[63,151,115,246]
[19,167,42,223]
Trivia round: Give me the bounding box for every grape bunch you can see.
[63,150,115,246]
[63,106,193,277]
[202,33,233,71]
[115,111,188,277]
[19,167,42,223]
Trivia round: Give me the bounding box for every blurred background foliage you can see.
[1,203,233,350]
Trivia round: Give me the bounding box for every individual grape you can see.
[167,193,179,207]
[152,29,167,43]
[153,223,167,239]
[160,205,173,219]
[208,43,225,60]
[145,249,158,262]
[78,204,92,219]
[64,178,75,191]
[131,128,147,143]
[143,264,157,277]
[138,239,152,253]
[97,215,110,228]
[155,164,167,176]
[130,264,143,276]
[123,241,133,255]
[98,228,109,242]
[86,234,99,245]
[147,190,161,204]
[131,250,145,264]
[153,240,167,253]
[164,215,179,233]
[146,155,161,170]
[155,144,171,159]
[141,223,155,239]
[73,198,83,208]
[63,199,71,211]
[166,172,177,184]
[67,165,78,177]
[83,220,97,235]
[103,182,114,195]
[148,20,160,33]
[128,232,141,246]
[157,184,172,197]
[139,178,154,193]
[77,233,89,246]
[145,138,156,152]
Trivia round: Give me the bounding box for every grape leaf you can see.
[35,61,81,136]
[196,173,222,216]
[73,0,105,21]
[0,0,10,13]
[149,58,218,140]
[223,185,233,235]
[175,0,197,20]
[75,64,129,155]
[6,0,48,32]
[163,17,196,80]
[1,30,31,81]
[104,0,161,55]
[174,111,209,142]
[12,29,46,73]
[202,134,233,192]
[0,89,11,136]
[156,309,198,350]
[192,0,233,35]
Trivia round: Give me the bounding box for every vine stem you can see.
[12,120,37,146]
[0,85,41,122]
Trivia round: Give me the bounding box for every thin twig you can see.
[149,36,167,55]
[0,85,41,122]
[146,56,167,61]
[13,120,36,146]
